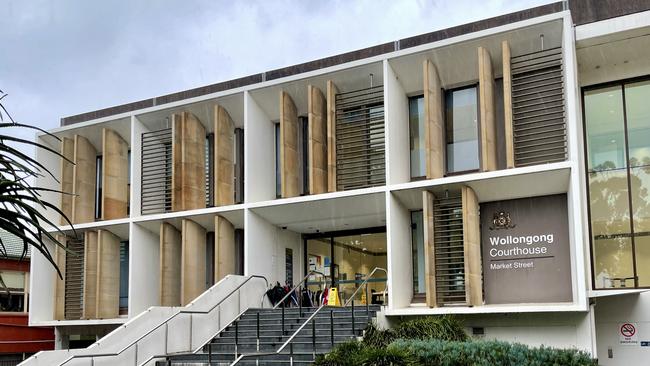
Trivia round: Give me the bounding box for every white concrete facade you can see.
[28,6,650,365]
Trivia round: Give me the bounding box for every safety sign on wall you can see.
[618,323,638,346]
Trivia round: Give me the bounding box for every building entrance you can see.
[304,227,387,305]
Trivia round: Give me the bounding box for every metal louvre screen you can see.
[511,47,567,167]
[64,237,84,320]
[141,128,172,215]
[433,195,466,305]
[335,85,385,190]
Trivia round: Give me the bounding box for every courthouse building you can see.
[25,1,650,365]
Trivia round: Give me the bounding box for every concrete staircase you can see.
[159,304,381,365]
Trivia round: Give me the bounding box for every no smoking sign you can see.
[619,323,639,346]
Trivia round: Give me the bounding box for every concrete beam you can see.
[214,105,235,207]
[214,215,235,282]
[181,219,206,305]
[478,46,498,172]
[72,135,97,224]
[462,185,483,306]
[308,85,328,195]
[101,128,129,220]
[280,91,300,198]
[172,112,207,211]
[423,60,445,179]
[160,222,182,306]
[96,230,120,319]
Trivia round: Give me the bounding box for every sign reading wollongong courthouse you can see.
[481,194,572,304]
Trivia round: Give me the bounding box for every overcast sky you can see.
[1,0,551,150]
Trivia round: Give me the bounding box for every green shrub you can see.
[313,341,364,366]
[390,339,597,366]
[313,340,417,366]
[359,347,418,366]
[392,315,467,342]
[361,315,467,348]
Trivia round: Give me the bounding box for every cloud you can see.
[0,0,552,136]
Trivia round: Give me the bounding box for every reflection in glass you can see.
[333,232,387,304]
[635,236,650,287]
[588,170,631,236]
[445,87,478,173]
[625,81,650,167]
[306,238,331,293]
[584,86,626,170]
[410,211,425,295]
[593,237,635,288]
[630,166,650,234]
[409,96,426,179]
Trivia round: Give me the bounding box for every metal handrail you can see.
[272,270,328,309]
[344,267,388,307]
[230,267,388,365]
[230,303,328,365]
[56,274,268,366]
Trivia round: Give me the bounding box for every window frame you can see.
[407,94,427,181]
[582,75,650,290]
[443,83,481,176]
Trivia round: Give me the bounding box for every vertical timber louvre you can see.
[141,128,172,214]
[64,237,84,320]
[433,193,466,305]
[335,85,385,190]
[510,46,566,166]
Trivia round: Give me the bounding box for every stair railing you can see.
[229,303,329,365]
[344,267,388,316]
[206,270,328,362]
[229,267,387,365]
[56,274,268,366]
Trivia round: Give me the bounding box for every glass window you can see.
[95,155,103,220]
[584,87,626,170]
[409,96,426,179]
[119,241,129,312]
[624,81,650,167]
[410,211,425,295]
[445,87,479,173]
[0,271,26,312]
[584,79,650,289]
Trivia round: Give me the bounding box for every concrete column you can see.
[502,41,515,169]
[96,230,120,318]
[160,222,182,306]
[308,85,328,194]
[214,215,236,282]
[181,219,207,305]
[82,231,98,319]
[101,128,129,220]
[60,137,74,225]
[280,91,300,198]
[172,112,207,211]
[214,105,235,207]
[72,135,97,224]
[478,46,498,172]
[423,60,445,179]
[327,81,339,192]
[462,186,483,306]
[422,190,437,308]
[53,235,67,320]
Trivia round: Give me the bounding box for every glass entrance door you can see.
[305,228,387,305]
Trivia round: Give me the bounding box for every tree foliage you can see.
[0,89,74,277]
